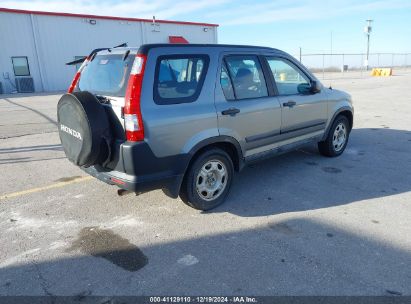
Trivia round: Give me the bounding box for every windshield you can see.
[78,53,134,97]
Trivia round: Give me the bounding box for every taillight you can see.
[68,57,89,93]
[124,54,146,142]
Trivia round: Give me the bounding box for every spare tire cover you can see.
[57,91,111,167]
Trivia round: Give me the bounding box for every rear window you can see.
[78,53,134,97]
[154,55,209,105]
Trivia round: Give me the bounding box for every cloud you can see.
[205,0,411,26]
[1,0,410,25]
[145,0,230,19]
[0,0,229,20]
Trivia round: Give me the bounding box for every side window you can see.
[220,64,235,100]
[154,55,209,104]
[11,57,30,76]
[267,58,310,95]
[224,56,268,100]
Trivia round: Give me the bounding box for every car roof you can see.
[96,44,288,56]
[137,44,287,55]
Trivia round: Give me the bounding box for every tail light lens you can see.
[67,57,89,93]
[124,54,146,141]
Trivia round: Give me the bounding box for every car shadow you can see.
[210,127,411,217]
[0,218,409,296]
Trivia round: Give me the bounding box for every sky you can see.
[1,0,411,57]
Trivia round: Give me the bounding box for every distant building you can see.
[0,7,218,94]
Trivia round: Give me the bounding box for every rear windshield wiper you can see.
[66,42,128,65]
[95,95,114,104]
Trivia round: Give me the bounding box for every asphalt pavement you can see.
[0,72,410,296]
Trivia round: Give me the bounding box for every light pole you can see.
[364,19,373,70]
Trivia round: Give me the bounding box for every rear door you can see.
[77,49,136,140]
[215,54,282,157]
[265,56,328,135]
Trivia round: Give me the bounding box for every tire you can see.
[57,91,112,167]
[180,148,234,211]
[318,115,350,157]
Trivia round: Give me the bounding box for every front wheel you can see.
[180,148,234,211]
[318,116,350,157]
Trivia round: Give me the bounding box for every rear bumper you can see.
[82,165,184,197]
[82,141,190,198]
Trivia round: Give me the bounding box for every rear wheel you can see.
[180,148,234,211]
[318,115,350,157]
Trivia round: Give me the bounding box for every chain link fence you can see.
[296,53,411,80]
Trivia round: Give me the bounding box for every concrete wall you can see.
[0,11,218,94]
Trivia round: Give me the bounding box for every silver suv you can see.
[57,44,353,210]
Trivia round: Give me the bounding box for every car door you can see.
[214,54,282,157]
[266,56,328,136]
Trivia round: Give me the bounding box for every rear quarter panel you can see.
[139,47,220,158]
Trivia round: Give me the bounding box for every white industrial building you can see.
[0,7,218,94]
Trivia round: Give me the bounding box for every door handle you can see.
[222,108,240,116]
[283,101,296,108]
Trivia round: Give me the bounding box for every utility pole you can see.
[330,31,333,55]
[330,31,333,69]
[299,47,302,62]
[364,19,373,71]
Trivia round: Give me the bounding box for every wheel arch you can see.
[187,136,244,172]
[322,107,354,141]
[165,136,243,198]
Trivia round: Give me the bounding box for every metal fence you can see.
[296,53,411,80]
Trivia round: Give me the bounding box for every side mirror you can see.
[297,83,311,94]
[310,80,321,93]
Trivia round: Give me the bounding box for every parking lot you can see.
[0,71,410,296]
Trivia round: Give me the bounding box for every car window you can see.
[225,56,268,100]
[154,55,208,104]
[220,64,235,100]
[78,53,134,97]
[266,58,310,95]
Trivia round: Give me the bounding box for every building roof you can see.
[0,7,219,27]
